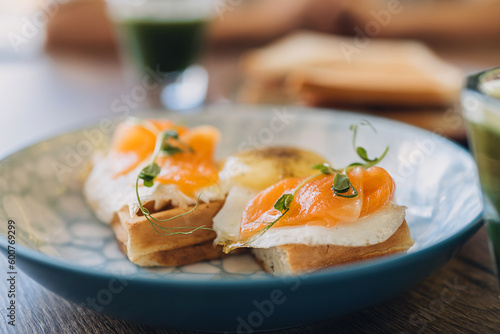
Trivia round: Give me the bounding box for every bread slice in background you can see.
[252,220,414,275]
[287,62,460,107]
[240,31,346,84]
[240,31,462,107]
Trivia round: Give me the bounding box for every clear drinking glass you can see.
[105,0,213,111]
[462,67,500,281]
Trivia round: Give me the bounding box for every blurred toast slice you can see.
[240,31,347,84]
[240,31,462,107]
[287,61,460,107]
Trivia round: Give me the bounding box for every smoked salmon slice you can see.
[240,167,394,240]
[110,119,220,196]
[111,120,175,177]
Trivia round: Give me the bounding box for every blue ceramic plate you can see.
[0,105,483,332]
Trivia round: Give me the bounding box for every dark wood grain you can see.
[1,227,498,334]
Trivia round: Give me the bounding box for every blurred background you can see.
[1,0,500,153]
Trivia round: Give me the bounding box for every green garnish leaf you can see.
[332,174,359,198]
[274,194,294,212]
[141,163,161,177]
[162,145,183,156]
[285,194,294,209]
[160,129,194,156]
[356,145,387,164]
[332,173,351,193]
[163,130,179,139]
[346,162,365,168]
[356,147,371,162]
[139,163,161,187]
[350,121,389,168]
[311,163,334,175]
[132,121,211,236]
[335,191,358,198]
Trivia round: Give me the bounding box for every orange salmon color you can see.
[110,119,220,196]
[239,167,395,240]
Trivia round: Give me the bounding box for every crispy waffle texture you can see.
[111,201,226,266]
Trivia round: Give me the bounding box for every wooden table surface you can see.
[1,43,500,334]
[0,227,498,334]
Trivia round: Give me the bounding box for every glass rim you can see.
[104,0,213,4]
[104,0,214,21]
[464,66,500,113]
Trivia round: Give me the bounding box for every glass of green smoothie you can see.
[462,67,500,281]
[105,0,213,110]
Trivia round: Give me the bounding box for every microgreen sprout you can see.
[135,128,212,236]
[225,172,323,252]
[347,120,389,170]
[244,120,389,242]
[312,163,358,198]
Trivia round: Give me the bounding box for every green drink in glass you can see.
[462,67,500,279]
[119,19,206,74]
[106,0,213,110]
